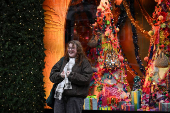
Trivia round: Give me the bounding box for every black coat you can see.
[49,57,93,98]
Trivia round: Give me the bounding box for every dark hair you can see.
[64,40,88,65]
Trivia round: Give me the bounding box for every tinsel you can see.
[116,0,145,76]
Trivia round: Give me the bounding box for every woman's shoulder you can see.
[82,57,91,64]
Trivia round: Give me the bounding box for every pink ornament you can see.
[160,44,164,48]
[85,37,89,40]
[166,93,169,97]
[118,56,124,62]
[152,93,155,97]
[144,57,148,62]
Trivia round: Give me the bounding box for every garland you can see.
[116,0,145,76]
[122,0,150,38]
[136,0,154,26]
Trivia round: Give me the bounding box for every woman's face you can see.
[67,43,77,58]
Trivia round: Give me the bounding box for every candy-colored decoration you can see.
[42,0,71,109]
[143,0,170,92]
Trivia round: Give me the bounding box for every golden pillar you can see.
[43,0,71,108]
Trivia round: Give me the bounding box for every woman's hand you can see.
[66,71,70,77]
[60,71,65,78]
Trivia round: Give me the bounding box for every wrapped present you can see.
[137,105,149,111]
[149,107,159,111]
[120,103,125,111]
[159,101,170,111]
[98,106,111,110]
[159,100,164,111]
[124,103,135,111]
[137,107,159,111]
[84,95,97,110]
[121,103,135,111]
[131,90,141,110]
[110,105,119,111]
[118,101,126,109]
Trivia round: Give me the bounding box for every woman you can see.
[49,40,93,113]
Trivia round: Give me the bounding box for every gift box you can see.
[150,107,159,111]
[159,101,170,111]
[99,105,119,111]
[137,107,159,111]
[124,103,135,111]
[118,101,126,109]
[84,95,97,110]
[98,105,111,110]
[159,100,164,111]
[131,91,141,110]
[121,103,135,111]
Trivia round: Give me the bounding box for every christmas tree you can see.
[87,0,131,107]
[143,0,170,100]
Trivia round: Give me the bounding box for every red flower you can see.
[143,87,150,94]
[159,12,168,22]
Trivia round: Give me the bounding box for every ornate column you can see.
[43,0,71,108]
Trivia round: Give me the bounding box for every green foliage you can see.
[0,0,46,112]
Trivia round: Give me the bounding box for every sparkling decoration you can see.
[143,0,170,97]
[87,0,131,100]
[116,0,146,76]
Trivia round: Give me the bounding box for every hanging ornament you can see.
[104,50,121,70]
[118,55,124,62]
[144,56,149,62]
[158,15,164,21]
[148,30,154,36]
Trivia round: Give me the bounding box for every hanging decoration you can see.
[136,0,154,26]
[115,0,146,76]
[143,0,170,96]
[122,0,150,38]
